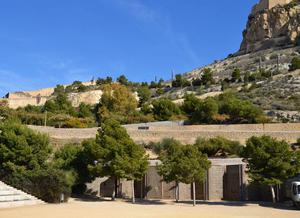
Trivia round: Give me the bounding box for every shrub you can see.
[97,84,138,123]
[0,121,75,203]
[218,92,264,123]
[172,74,190,88]
[152,98,181,121]
[78,103,93,118]
[63,117,93,128]
[0,121,51,176]
[289,57,300,71]
[137,86,152,106]
[96,76,113,86]
[201,68,214,85]
[231,68,241,82]
[117,74,129,86]
[5,168,75,203]
[191,98,219,124]
[194,137,242,157]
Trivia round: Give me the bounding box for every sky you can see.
[0,0,258,96]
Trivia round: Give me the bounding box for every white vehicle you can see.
[291,181,300,208]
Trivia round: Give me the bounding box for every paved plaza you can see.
[0,199,299,218]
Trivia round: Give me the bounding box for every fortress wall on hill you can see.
[252,0,292,14]
[7,97,48,109]
[5,89,102,109]
[28,123,300,147]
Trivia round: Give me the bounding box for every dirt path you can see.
[0,199,299,218]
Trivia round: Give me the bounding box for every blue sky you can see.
[0,0,257,96]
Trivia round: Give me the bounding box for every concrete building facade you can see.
[86,158,249,201]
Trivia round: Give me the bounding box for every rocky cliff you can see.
[239,0,300,54]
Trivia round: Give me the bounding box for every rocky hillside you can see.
[240,0,300,54]
[184,0,300,81]
[237,69,300,122]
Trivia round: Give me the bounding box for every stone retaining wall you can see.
[28,123,300,146]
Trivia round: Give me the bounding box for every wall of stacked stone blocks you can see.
[28,123,300,147]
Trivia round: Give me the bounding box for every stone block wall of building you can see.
[208,165,226,200]
[28,123,300,147]
[85,158,249,201]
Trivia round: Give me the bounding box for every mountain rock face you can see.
[239,0,300,54]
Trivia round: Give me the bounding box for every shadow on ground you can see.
[258,201,299,211]
[125,199,168,205]
[71,196,300,210]
[72,194,111,202]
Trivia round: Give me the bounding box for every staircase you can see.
[0,181,44,208]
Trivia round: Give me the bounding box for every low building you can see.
[86,158,249,201]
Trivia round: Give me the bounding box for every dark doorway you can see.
[192,179,208,200]
[223,165,242,201]
[134,177,146,199]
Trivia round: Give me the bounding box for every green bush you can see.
[5,168,75,203]
[172,74,191,88]
[0,121,52,175]
[194,137,242,157]
[152,98,181,121]
[231,68,241,82]
[218,92,264,123]
[289,57,300,71]
[181,92,265,124]
[0,121,75,203]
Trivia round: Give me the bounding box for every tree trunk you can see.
[270,185,276,204]
[112,177,117,201]
[132,180,135,204]
[192,182,196,206]
[276,184,280,202]
[175,182,179,203]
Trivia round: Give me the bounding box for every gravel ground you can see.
[0,199,299,218]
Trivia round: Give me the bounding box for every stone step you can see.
[0,199,43,209]
[0,181,44,208]
[0,186,11,191]
[0,194,31,202]
[0,190,20,196]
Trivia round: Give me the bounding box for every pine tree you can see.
[241,136,300,203]
[158,139,211,205]
[86,119,149,203]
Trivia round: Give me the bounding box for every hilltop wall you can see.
[4,88,103,109]
[252,0,293,14]
[6,97,48,109]
[28,123,300,147]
